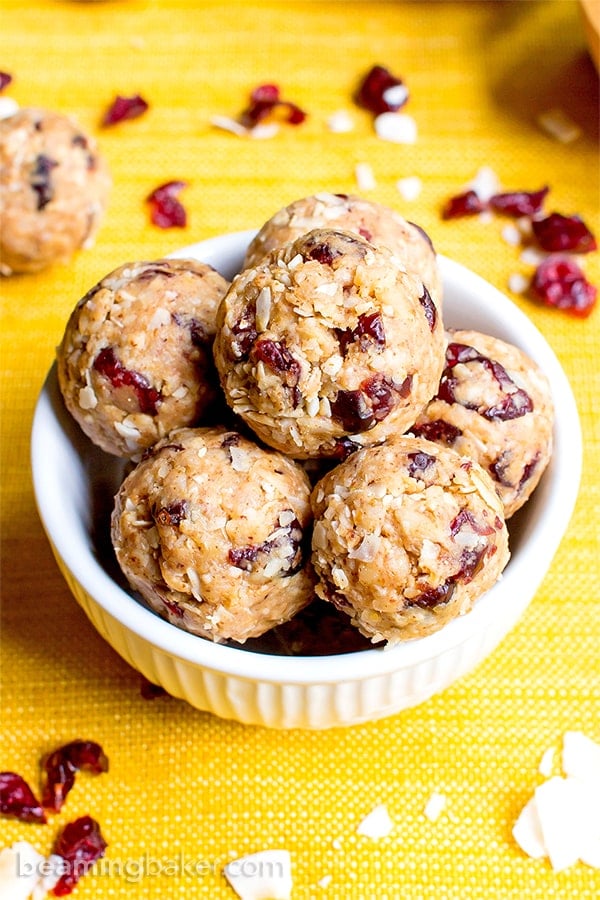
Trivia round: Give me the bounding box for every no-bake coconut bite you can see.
[111,427,315,643]
[213,227,445,459]
[311,436,510,644]
[411,329,554,517]
[243,192,442,307]
[0,107,110,274]
[57,258,230,458]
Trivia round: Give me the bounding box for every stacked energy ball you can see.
[56,193,554,649]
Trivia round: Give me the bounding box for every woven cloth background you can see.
[1,1,599,897]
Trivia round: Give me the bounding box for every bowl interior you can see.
[31,232,582,683]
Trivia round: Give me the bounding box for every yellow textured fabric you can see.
[1,1,599,897]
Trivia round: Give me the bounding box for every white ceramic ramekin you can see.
[31,231,582,729]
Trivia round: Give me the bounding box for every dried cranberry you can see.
[330,389,373,432]
[0,72,13,91]
[438,343,533,422]
[240,83,306,127]
[155,500,187,527]
[489,186,549,217]
[410,419,462,444]
[532,212,596,253]
[355,64,409,115]
[102,93,149,126]
[331,437,362,460]
[305,242,340,266]
[228,516,303,574]
[252,339,301,401]
[358,227,372,241]
[0,771,46,824]
[230,303,258,359]
[407,451,436,478]
[30,154,58,210]
[418,287,437,331]
[442,190,485,220]
[530,255,597,317]
[221,432,240,449]
[336,311,386,354]
[163,597,184,618]
[362,373,398,421]
[228,545,260,571]
[411,580,455,609]
[53,816,107,896]
[93,347,161,415]
[450,508,495,537]
[146,180,187,229]
[42,741,109,813]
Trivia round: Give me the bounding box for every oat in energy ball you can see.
[57,258,229,458]
[411,329,554,517]
[311,436,510,643]
[0,108,110,274]
[243,192,442,307]
[111,427,315,643]
[213,228,445,459]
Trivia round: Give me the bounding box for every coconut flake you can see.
[348,533,380,562]
[396,176,422,201]
[562,731,600,783]
[0,96,19,120]
[519,247,547,266]
[501,223,522,246]
[255,286,272,332]
[0,842,64,900]
[507,272,529,295]
[223,849,292,900]
[466,166,501,202]
[250,123,280,140]
[354,162,377,191]
[356,803,394,839]
[210,115,249,137]
[326,110,354,133]
[78,385,98,410]
[374,112,417,144]
[423,791,447,822]
[537,108,582,144]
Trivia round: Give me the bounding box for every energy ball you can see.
[57,258,229,458]
[311,435,510,644]
[213,228,445,459]
[111,427,315,643]
[411,329,554,517]
[244,192,442,307]
[0,107,110,274]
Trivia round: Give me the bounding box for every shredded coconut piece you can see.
[507,272,529,295]
[501,223,522,246]
[348,533,380,562]
[326,110,354,133]
[223,849,292,900]
[539,747,555,777]
[519,247,547,266]
[537,108,582,144]
[423,790,447,822]
[78,385,98,410]
[250,123,280,140]
[356,803,394,839]
[0,842,63,900]
[317,874,333,889]
[354,162,377,191]
[228,445,252,472]
[382,83,409,108]
[513,732,600,871]
[374,111,417,144]
[396,176,422,201]
[0,96,19,120]
[466,165,501,202]
[210,114,248,137]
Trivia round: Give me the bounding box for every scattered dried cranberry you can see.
[240,83,306,127]
[0,771,46,824]
[336,311,386,354]
[146,180,188,229]
[418,287,437,331]
[410,419,462,445]
[0,71,13,91]
[362,373,401,421]
[530,255,597,317]
[407,451,436,478]
[355,64,409,115]
[155,500,188,527]
[102,93,149,126]
[93,347,161,415]
[330,389,373,432]
[532,212,596,253]
[42,741,109,813]
[489,186,549,217]
[52,816,107,896]
[438,342,533,422]
[442,190,485,220]
[30,154,58,210]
